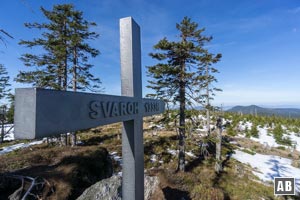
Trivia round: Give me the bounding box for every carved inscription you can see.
[89,101,139,119]
[144,102,159,113]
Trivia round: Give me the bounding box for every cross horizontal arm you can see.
[14,88,165,139]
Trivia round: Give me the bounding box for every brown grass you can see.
[0,143,112,199]
[1,122,299,200]
[234,137,300,160]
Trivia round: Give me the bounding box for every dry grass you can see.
[234,137,300,160]
[1,121,299,200]
[0,143,112,199]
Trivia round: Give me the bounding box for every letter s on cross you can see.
[89,101,100,119]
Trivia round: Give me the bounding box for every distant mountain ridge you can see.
[227,105,300,118]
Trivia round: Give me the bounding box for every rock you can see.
[77,175,121,200]
[77,175,162,200]
[144,175,160,200]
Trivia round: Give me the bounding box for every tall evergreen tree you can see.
[147,17,221,171]
[0,65,10,143]
[0,29,12,143]
[68,11,101,92]
[0,64,11,101]
[16,4,101,146]
[198,52,222,135]
[6,94,14,124]
[16,4,101,92]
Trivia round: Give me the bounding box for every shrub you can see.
[292,127,299,134]
[226,126,236,136]
[276,146,286,150]
[250,124,259,138]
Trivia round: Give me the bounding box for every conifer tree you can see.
[0,64,11,101]
[0,65,10,143]
[16,4,101,91]
[198,52,221,135]
[0,29,12,143]
[16,4,101,146]
[6,94,14,124]
[67,6,101,92]
[147,17,221,171]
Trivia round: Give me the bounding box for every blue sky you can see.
[0,0,300,107]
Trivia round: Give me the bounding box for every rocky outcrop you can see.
[77,175,162,200]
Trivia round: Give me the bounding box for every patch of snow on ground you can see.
[251,127,280,148]
[150,154,157,162]
[195,124,215,134]
[110,152,122,166]
[167,149,178,156]
[186,151,196,158]
[0,140,44,155]
[251,128,300,152]
[232,150,300,193]
[167,149,196,158]
[238,121,253,131]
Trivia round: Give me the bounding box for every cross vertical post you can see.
[120,17,144,200]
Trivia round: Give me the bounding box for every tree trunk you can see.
[178,66,186,172]
[215,118,222,173]
[70,47,78,146]
[60,134,67,146]
[70,133,77,147]
[206,64,210,136]
[1,121,4,143]
[58,68,62,90]
[63,18,68,91]
[72,48,77,91]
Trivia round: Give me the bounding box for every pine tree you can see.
[147,17,221,171]
[250,123,259,138]
[198,52,221,135]
[0,29,12,143]
[6,94,14,124]
[16,4,101,146]
[68,11,101,92]
[0,64,11,101]
[16,4,101,91]
[0,64,10,143]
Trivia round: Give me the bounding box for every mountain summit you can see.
[227,105,300,118]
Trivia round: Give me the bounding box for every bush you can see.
[226,126,236,136]
[278,136,292,146]
[250,124,259,138]
[273,124,285,144]
[292,127,299,134]
[277,146,286,150]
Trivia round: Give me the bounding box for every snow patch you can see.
[251,128,279,148]
[0,140,44,155]
[232,150,300,193]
